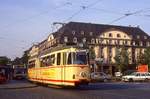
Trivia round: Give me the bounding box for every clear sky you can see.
[0,0,150,59]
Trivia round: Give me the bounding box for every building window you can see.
[140,42,143,46]
[72,30,76,35]
[132,41,135,46]
[91,38,95,44]
[117,40,120,45]
[100,47,104,58]
[57,53,61,65]
[130,35,133,39]
[109,33,112,37]
[109,40,112,44]
[64,36,68,42]
[128,41,130,45]
[96,39,99,44]
[144,36,147,39]
[109,47,112,59]
[73,37,77,43]
[103,33,105,37]
[81,31,84,35]
[123,40,126,45]
[117,34,121,38]
[82,38,86,43]
[90,32,93,36]
[147,42,150,46]
[137,35,140,39]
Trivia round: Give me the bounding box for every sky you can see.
[0,0,150,60]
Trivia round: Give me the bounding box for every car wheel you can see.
[145,78,149,82]
[103,79,108,82]
[129,78,133,82]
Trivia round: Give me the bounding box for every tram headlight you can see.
[80,72,88,78]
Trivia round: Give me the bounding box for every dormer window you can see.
[81,31,84,35]
[137,35,140,39]
[130,35,133,39]
[64,36,68,42]
[90,32,93,36]
[82,38,86,43]
[72,30,76,35]
[73,37,77,43]
[91,38,95,44]
[144,36,147,39]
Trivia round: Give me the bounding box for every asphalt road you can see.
[0,80,150,99]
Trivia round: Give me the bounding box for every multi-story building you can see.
[28,22,150,75]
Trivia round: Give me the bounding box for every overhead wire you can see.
[109,8,150,24]
[63,0,104,22]
[0,1,72,46]
[0,2,72,31]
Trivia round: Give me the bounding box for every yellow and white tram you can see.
[28,46,91,86]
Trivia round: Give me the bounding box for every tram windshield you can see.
[68,52,88,65]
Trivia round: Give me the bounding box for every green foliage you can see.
[89,47,95,59]
[21,50,29,64]
[0,56,10,65]
[143,47,150,68]
[12,50,29,65]
[114,47,130,72]
[136,50,145,65]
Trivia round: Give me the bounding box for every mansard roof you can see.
[59,21,150,40]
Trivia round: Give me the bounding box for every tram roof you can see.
[39,44,88,56]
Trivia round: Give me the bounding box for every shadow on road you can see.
[61,83,144,91]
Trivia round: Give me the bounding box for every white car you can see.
[122,72,150,82]
[90,72,111,82]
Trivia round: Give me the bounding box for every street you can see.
[0,80,150,99]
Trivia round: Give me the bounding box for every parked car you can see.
[90,72,111,82]
[122,72,150,82]
[13,68,26,80]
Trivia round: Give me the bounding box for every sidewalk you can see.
[0,80,38,89]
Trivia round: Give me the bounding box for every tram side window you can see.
[41,58,46,67]
[50,54,55,65]
[44,56,51,66]
[28,61,35,68]
[63,52,67,65]
[57,53,61,65]
[67,53,72,65]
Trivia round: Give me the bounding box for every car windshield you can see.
[130,72,136,75]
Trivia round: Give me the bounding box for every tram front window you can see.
[72,52,87,65]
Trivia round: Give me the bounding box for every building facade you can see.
[28,22,150,75]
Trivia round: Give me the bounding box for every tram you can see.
[28,45,91,86]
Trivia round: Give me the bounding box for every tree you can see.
[0,56,11,66]
[89,47,95,59]
[136,49,145,65]
[143,47,150,70]
[114,47,130,72]
[12,50,29,66]
[21,50,29,65]
[12,57,22,65]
